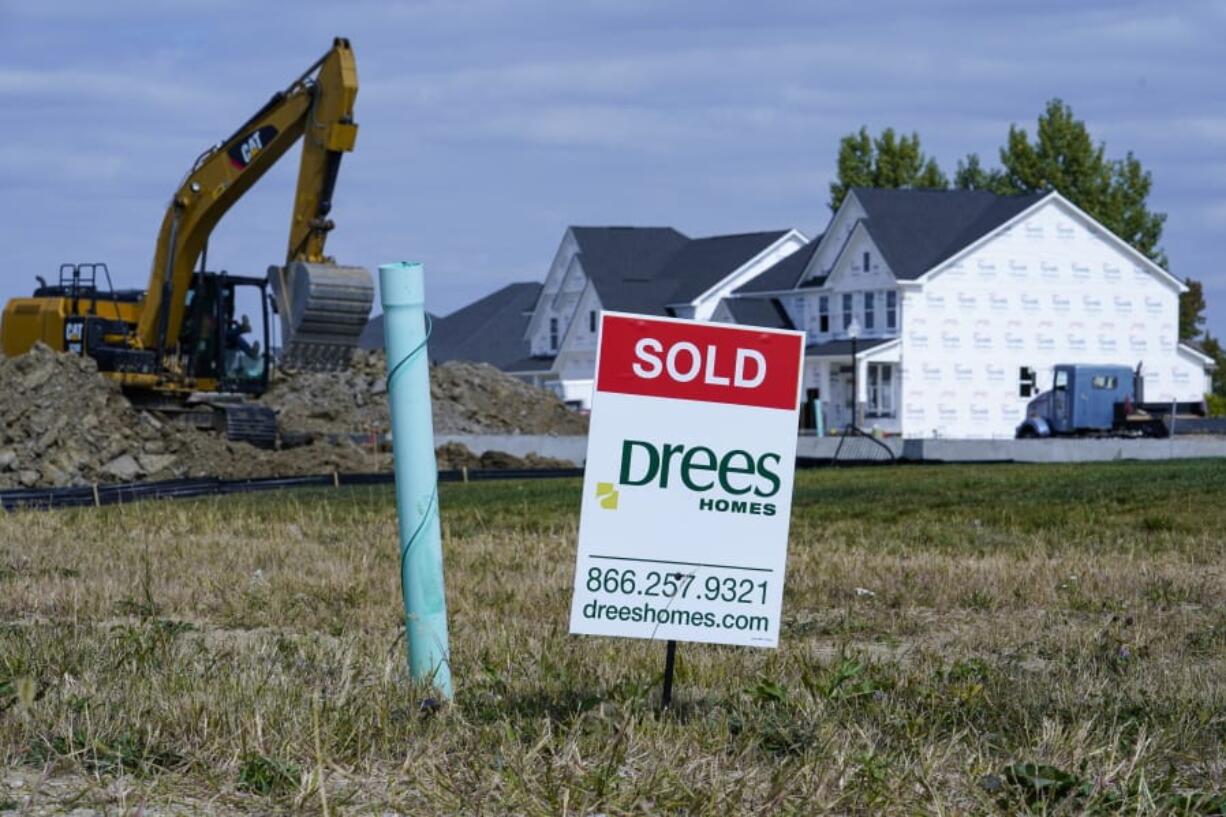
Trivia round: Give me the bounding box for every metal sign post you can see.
[660,639,678,711]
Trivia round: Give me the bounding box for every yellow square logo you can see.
[595,482,619,510]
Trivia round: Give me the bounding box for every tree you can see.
[954,100,1211,348]
[1179,277,1207,342]
[831,104,1210,349]
[953,153,1005,192]
[1200,333,1226,405]
[828,127,948,210]
[993,99,1167,265]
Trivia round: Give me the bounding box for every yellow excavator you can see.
[0,38,374,447]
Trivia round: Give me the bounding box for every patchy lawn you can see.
[2,460,1225,814]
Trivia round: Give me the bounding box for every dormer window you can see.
[862,251,870,272]
[818,296,829,334]
[549,317,559,351]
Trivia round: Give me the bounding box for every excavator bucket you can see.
[268,261,375,370]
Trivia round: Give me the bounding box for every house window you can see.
[886,291,897,330]
[1019,366,1037,397]
[589,310,597,333]
[867,363,894,417]
[549,317,559,351]
[842,293,853,330]
[863,251,871,273]
[864,292,875,331]
[818,296,829,333]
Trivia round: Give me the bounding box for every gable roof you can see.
[722,297,795,330]
[570,226,789,314]
[358,311,440,350]
[658,231,789,304]
[427,281,542,369]
[736,239,820,294]
[569,226,690,315]
[849,187,1046,280]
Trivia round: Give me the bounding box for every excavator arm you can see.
[137,37,372,370]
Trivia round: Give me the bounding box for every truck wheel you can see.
[1016,425,1038,439]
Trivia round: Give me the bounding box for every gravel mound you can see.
[434,442,576,471]
[262,350,588,437]
[0,345,583,490]
[0,343,210,489]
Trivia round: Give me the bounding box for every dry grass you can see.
[2,460,1225,814]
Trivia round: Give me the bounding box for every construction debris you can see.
[261,350,589,437]
[0,344,585,490]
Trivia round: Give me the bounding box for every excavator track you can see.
[218,403,278,449]
[270,261,375,371]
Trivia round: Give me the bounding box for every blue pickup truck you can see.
[1016,363,1214,438]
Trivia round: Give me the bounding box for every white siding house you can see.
[516,226,807,408]
[731,188,1214,439]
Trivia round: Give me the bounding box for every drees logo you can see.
[228,125,279,170]
[617,439,781,517]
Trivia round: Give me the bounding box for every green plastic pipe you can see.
[379,261,453,700]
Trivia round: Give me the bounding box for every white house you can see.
[728,188,1214,438]
[510,225,807,407]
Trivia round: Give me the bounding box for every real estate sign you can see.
[568,312,805,648]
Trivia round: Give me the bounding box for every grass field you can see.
[2,460,1225,815]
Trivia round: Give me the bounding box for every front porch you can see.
[801,338,902,435]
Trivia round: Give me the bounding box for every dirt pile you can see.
[434,442,576,471]
[0,343,203,489]
[0,345,583,490]
[261,350,588,437]
[0,344,382,489]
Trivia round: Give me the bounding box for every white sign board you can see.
[569,312,805,647]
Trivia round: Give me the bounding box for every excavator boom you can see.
[138,37,373,370]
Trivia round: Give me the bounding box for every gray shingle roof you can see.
[358,312,440,350]
[805,337,896,356]
[735,240,820,294]
[659,231,789,303]
[571,226,789,314]
[569,227,690,315]
[723,297,795,330]
[736,189,1047,294]
[358,314,384,349]
[850,187,1046,280]
[426,282,544,369]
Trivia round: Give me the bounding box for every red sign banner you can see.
[596,313,804,411]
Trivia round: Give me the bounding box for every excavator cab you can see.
[179,271,271,394]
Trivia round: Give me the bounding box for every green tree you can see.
[992,99,1167,265]
[828,127,948,210]
[953,153,1005,192]
[1200,333,1226,408]
[1179,277,1207,342]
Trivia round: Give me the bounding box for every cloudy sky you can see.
[2,1,1223,337]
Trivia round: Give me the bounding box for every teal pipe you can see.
[379,261,453,700]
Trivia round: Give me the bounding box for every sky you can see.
[1,1,1223,338]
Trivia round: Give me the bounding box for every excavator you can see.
[0,38,374,447]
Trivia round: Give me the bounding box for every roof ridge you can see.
[690,228,791,241]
